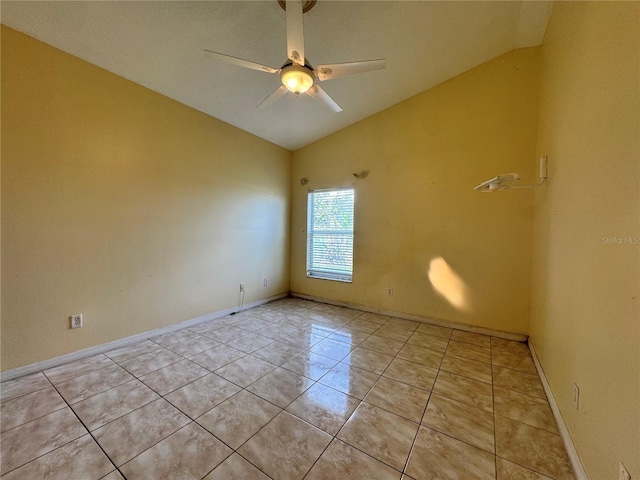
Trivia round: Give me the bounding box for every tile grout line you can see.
[47,379,124,480]
[400,329,453,477]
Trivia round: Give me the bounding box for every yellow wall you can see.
[530,3,639,479]
[1,26,292,371]
[291,48,540,334]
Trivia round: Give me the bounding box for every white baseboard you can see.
[528,340,588,480]
[290,292,527,342]
[0,293,288,383]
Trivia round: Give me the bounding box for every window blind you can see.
[307,188,354,282]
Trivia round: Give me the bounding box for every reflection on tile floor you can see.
[0,298,575,479]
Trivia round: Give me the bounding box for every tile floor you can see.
[0,298,575,479]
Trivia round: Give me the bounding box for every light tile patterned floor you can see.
[0,298,575,479]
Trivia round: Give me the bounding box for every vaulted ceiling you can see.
[1,1,552,150]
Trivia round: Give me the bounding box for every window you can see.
[306,187,355,282]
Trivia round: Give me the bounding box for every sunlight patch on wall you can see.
[427,256,472,312]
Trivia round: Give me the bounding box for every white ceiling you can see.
[1,1,552,151]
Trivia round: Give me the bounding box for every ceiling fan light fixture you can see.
[280,65,314,94]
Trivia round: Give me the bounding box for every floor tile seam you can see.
[419,336,450,407]
[9,376,85,429]
[420,338,497,456]
[449,337,492,349]
[330,390,370,440]
[444,350,493,366]
[449,340,491,363]
[230,407,324,469]
[138,368,212,399]
[193,342,248,357]
[329,329,436,472]
[47,380,121,478]
[238,378,304,412]
[116,420,203,472]
[110,344,173,365]
[195,449,236,480]
[309,347,351,363]
[313,376,370,401]
[170,347,225,359]
[376,322,419,335]
[493,453,556,479]
[217,450,274,480]
[491,362,541,377]
[426,389,497,417]
[438,365,493,385]
[0,382,55,405]
[249,350,306,368]
[326,333,371,347]
[393,350,445,370]
[369,324,416,378]
[377,369,434,394]
[419,422,497,456]
[492,410,561,436]
[78,393,163,433]
[490,347,531,358]
[0,431,114,479]
[410,327,452,339]
[427,390,494,415]
[206,370,267,393]
[491,364,538,376]
[492,383,552,402]
[118,355,186,380]
[161,332,225,351]
[370,328,444,391]
[244,376,317,411]
[57,375,146,410]
[0,385,67,420]
[333,419,415,477]
[360,382,431,425]
[276,360,333,380]
[401,388,435,477]
[149,333,196,349]
[50,361,132,389]
[106,345,166,364]
[191,391,271,448]
[43,357,120,386]
[0,399,72,436]
[491,385,547,401]
[296,427,336,479]
[350,342,402,358]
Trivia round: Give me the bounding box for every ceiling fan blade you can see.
[316,59,386,81]
[286,0,305,65]
[306,85,342,113]
[204,50,278,74]
[257,86,288,109]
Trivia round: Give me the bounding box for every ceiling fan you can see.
[204,0,386,113]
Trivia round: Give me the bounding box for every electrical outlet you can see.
[239,284,244,292]
[572,383,580,410]
[619,463,631,480]
[387,288,393,296]
[263,278,268,286]
[70,314,83,329]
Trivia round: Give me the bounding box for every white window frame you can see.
[306,187,355,283]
